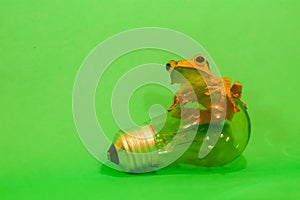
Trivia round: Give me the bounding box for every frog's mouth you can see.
[169,67,192,84]
[169,66,211,85]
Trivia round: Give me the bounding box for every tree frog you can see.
[166,54,247,124]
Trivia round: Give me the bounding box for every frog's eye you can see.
[195,56,205,64]
[166,63,171,71]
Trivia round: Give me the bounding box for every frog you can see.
[165,54,247,125]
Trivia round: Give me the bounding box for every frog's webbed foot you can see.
[232,94,247,110]
[239,98,247,109]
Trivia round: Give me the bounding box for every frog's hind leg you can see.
[222,78,240,112]
[230,81,247,109]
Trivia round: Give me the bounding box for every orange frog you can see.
[166,54,247,125]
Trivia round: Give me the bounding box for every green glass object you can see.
[174,102,250,167]
[107,101,250,173]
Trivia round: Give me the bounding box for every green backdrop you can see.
[1,0,300,199]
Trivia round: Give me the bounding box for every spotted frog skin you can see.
[166,54,247,124]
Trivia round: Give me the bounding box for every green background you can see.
[1,0,300,199]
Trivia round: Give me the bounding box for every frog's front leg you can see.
[168,95,179,112]
[168,87,196,112]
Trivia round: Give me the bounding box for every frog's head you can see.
[166,54,212,84]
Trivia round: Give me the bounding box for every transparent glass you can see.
[107,101,250,172]
[174,102,250,167]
